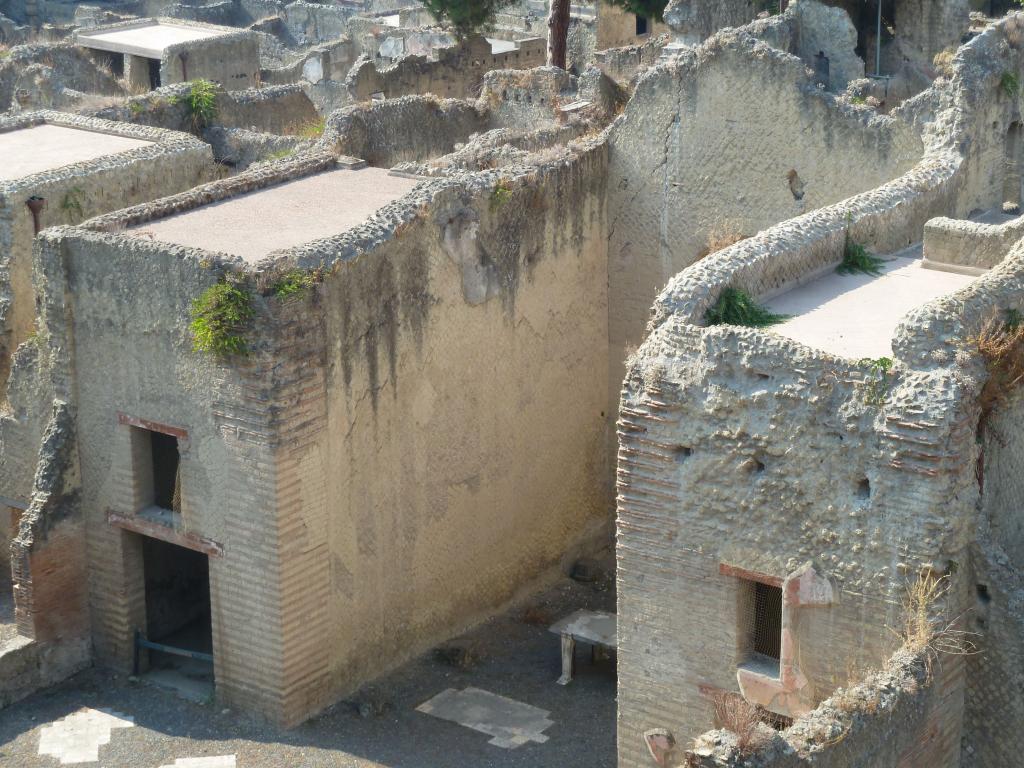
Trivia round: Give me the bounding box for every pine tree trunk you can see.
[547,0,570,70]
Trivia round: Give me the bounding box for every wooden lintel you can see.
[107,510,223,557]
[719,562,783,587]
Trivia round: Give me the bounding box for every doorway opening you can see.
[1004,121,1022,211]
[139,536,213,701]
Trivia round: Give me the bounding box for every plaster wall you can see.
[309,150,611,710]
[159,30,260,88]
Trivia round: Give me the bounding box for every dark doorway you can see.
[635,15,649,35]
[148,431,180,512]
[141,537,213,700]
[1004,121,1022,210]
[147,58,161,90]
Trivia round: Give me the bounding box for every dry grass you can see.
[711,691,770,754]
[698,228,748,259]
[972,311,1024,423]
[933,48,956,78]
[899,572,979,671]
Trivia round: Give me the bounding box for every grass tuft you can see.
[183,79,218,132]
[705,288,788,328]
[972,310,1024,422]
[190,281,254,357]
[272,269,316,300]
[1002,71,1020,99]
[838,239,885,276]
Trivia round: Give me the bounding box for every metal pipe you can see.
[25,196,45,234]
[179,51,188,82]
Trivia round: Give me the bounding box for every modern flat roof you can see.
[77,20,228,58]
[765,248,975,359]
[128,166,420,263]
[0,124,154,182]
[487,37,518,54]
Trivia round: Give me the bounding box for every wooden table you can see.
[548,609,616,685]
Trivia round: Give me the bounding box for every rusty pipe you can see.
[26,196,46,235]
[179,51,188,82]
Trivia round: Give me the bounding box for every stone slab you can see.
[128,166,419,263]
[77,21,227,58]
[548,609,616,648]
[0,124,153,182]
[766,249,975,359]
[416,687,554,748]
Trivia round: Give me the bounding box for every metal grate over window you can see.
[752,581,782,661]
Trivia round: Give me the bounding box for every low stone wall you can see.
[345,34,546,102]
[89,83,320,136]
[0,42,125,112]
[594,35,669,87]
[321,95,487,167]
[686,649,962,768]
[923,215,1024,273]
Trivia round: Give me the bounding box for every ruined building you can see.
[1,1,1024,767]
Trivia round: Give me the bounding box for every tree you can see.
[420,0,516,38]
[600,0,669,22]
[548,0,571,69]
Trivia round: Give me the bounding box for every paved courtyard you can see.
[0,570,616,768]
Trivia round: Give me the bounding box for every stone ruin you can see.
[0,1,1022,767]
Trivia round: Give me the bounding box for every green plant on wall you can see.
[190,281,254,357]
[858,356,894,405]
[60,187,85,220]
[272,269,316,300]
[490,179,513,212]
[838,239,885,276]
[184,79,218,132]
[1001,71,1020,99]
[704,287,788,328]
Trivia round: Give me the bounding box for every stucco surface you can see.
[766,251,975,359]
[128,167,419,262]
[0,125,154,182]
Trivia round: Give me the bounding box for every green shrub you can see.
[184,79,218,131]
[297,117,326,139]
[704,288,788,328]
[190,281,254,357]
[1001,71,1020,99]
[838,239,885,276]
[272,269,315,299]
[858,356,894,405]
[490,179,513,212]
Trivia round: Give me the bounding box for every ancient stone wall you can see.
[321,95,488,167]
[616,13,1024,768]
[605,29,924,437]
[19,136,610,725]
[0,111,213,459]
[345,35,546,102]
[685,649,963,768]
[0,42,125,112]
[663,0,761,45]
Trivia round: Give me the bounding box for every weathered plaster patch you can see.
[37,708,134,764]
[417,687,555,748]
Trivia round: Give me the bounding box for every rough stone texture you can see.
[0,110,212,421]
[606,28,924,442]
[923,214,1024,271]
[0,42,126,113]
[344,34,546,102]
[88,83,320,137]
[320,95,488,167]
[686,649,961,767]
[594,35,670,88]
[616,12,1024,768]
[664,0,761,45]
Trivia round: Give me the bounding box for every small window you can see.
[739,579,783,675]
[635,15,649,35]
[150,431,180,511]
[131,426,180,513]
